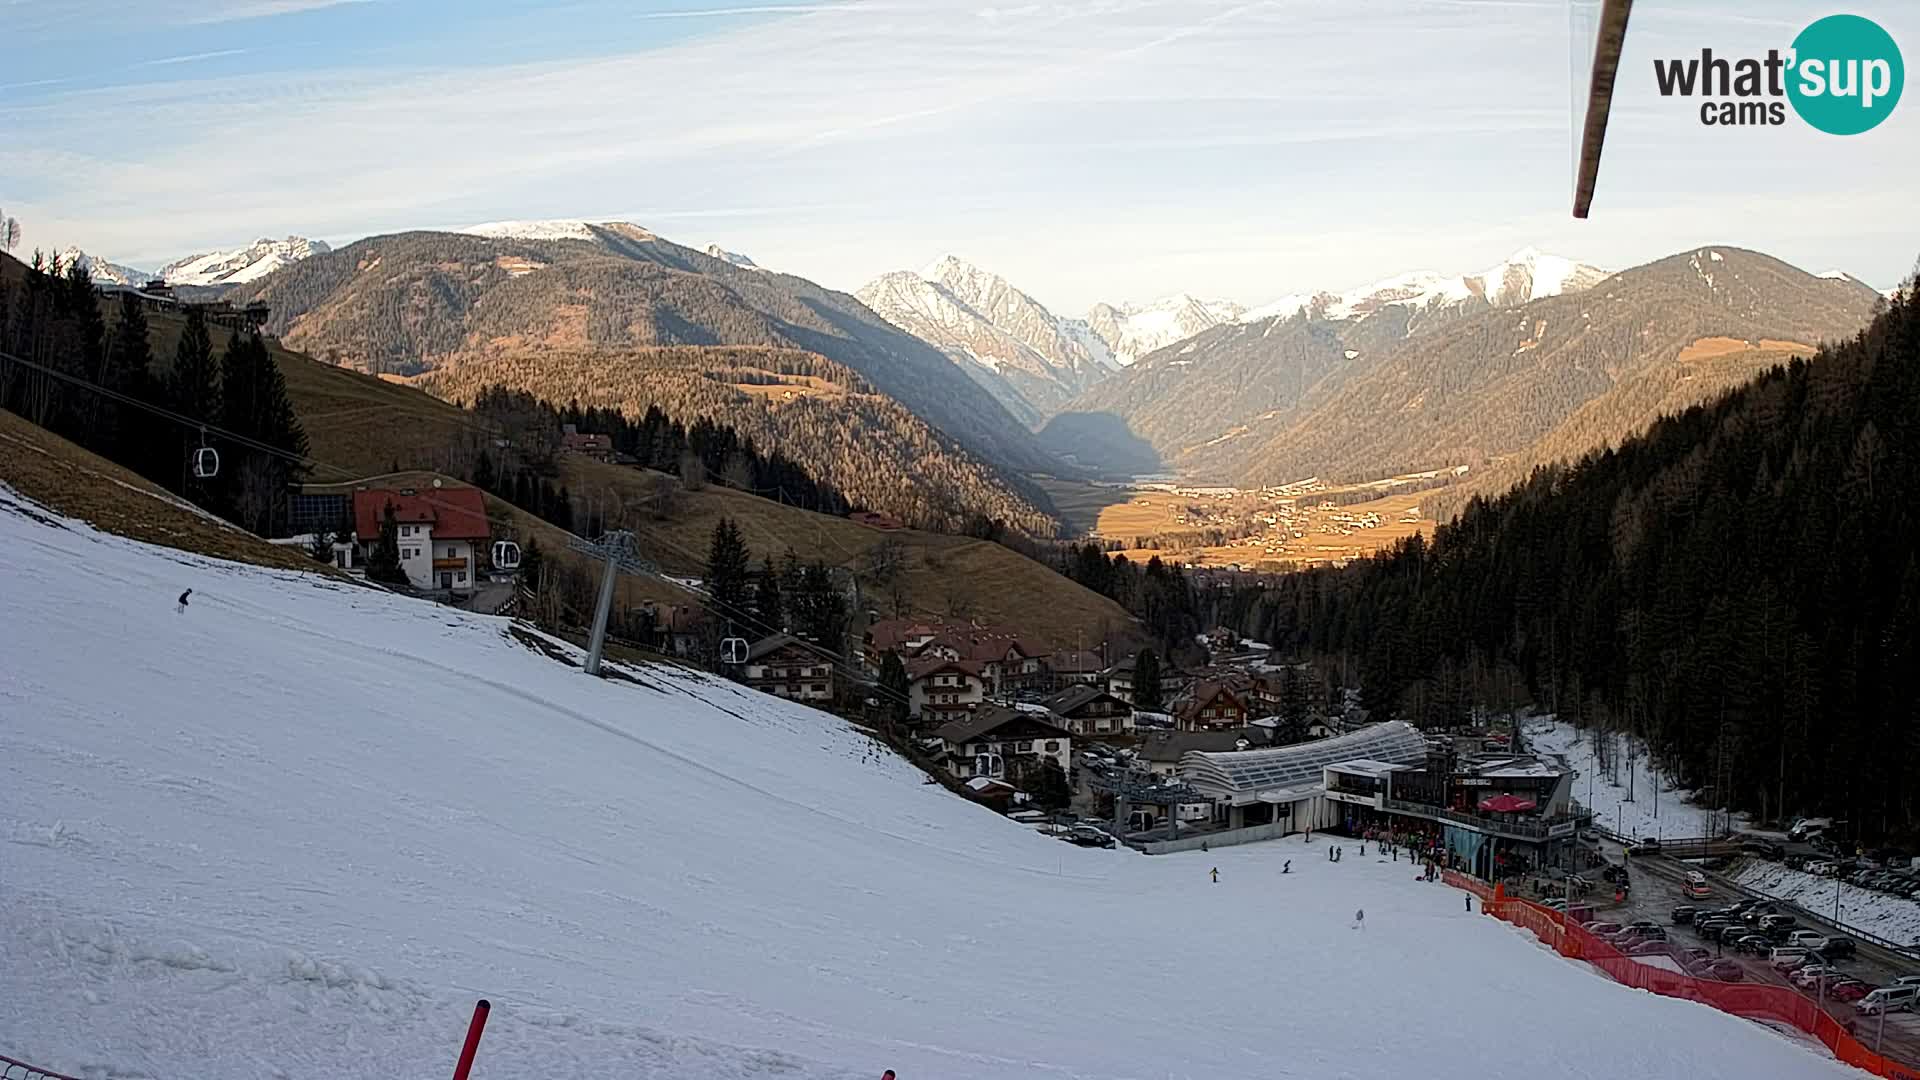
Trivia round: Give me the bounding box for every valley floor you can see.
[0,486,1868,1080]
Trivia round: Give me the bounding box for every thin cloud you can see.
[140,48,252,67]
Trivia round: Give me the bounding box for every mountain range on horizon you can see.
[47,216,1894,538]
[55,236,330,288]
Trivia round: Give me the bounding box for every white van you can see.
[1857,985,1920,1015]
[1786,930,1830,951]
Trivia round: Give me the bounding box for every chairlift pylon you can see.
[491,539,522,571]
[721,637,749,665]
[191,429,219,479]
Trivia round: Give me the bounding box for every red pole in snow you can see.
[452,999,491,1080]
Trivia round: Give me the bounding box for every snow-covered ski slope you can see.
[0,490,1863,1080]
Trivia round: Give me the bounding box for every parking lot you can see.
[1586,838,1920,1066]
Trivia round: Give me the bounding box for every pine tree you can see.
[752,554,784,632]
[705,517,752,630]
[168,307,219,496]
[879,650,910,729]
[518,538,545,596]
[366,505,408,586]
[794,561,849,650]
[1134,648,1163,711]
[472,448,497,493]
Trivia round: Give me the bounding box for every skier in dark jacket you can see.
[176,588,193,613]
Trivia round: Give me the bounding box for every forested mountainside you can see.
[1241,274,1920,838]
[231,226,1062,482]
[1064,248,1879,488]
[1043,316,1352,471]
[416,345,1058,537]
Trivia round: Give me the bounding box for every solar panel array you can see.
[1182,721,1429,795]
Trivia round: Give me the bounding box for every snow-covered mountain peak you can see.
[705,243,762,271]
[1086,293,1246,367]
[1237,249,1609,328]
[462,219,599,241]
[55,247,151,287]
[160,236,330,286]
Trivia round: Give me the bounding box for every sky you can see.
[3,0,1916,312]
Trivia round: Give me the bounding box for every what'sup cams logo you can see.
[1654,13,1903,133]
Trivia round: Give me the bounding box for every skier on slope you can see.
[1210,867,1219,884]
[1352,908,1365,930]
[176,588,192,613]
[1282,860,1291,874]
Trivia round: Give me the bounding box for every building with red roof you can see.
[351,485,491,593]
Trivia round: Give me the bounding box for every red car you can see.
[1829,980,1871,1003]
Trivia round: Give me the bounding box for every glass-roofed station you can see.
[1180,721,1430,832]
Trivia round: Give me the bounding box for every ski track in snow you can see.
[0,491,1865,1080]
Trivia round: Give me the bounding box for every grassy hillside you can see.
[140,307,481,481]
[545,454,1138,646]
[0,408,336,576]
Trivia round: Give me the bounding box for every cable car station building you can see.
[1176,721,1588,869]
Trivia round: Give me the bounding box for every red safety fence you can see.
[1470,882,1920,1080]
[1,1054,85,1080]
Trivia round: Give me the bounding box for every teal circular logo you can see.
[1788,14,1903,135]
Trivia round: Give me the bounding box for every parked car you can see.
[1820,938,1857,960]
[1770,947,1812,970]
[1681,946,1713,964]
[1062,826,1116,849]
[1890,975,1920,988]
[1629,940,1669,956]
[1742,905,1781,925]
[1542,898,1569,911]
[1737,935,1774,956]
[1792,964,1841,989]
[1759,914,1797,932]
[1670,905,1698,925]
[1830,980,1872,1003]
[1857,986,1920,1015]
[1719,924,1750,945]
[1707,959,1746,981]
[1787,930,1831,951]
[1587,922,1624,937]
[1629,837,1663,855]
[1742,840,1786,860]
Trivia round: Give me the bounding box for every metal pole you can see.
[584,546,618,676]
[1877,998,1887,1055]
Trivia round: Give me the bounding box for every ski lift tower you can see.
[567,529,657,677]
[1089,770,1212,844]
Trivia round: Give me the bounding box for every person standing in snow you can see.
[1466,895,1473,912]
[1352,908,1365,931]
[1210,867,1219,884]
[883,1071,896,1080]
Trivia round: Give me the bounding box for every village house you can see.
[908,657,988,723]
[352,486,490,593]
[867,617,1051,697]
[559,423,614,462]
[1105,655,1137,704]
[932,705,1071,783]
[1174,679,1250,732]
[742,634,834,703]
[1137,728,1268,777]
[1041,685,1135,738]
[1049,649,1106,688]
